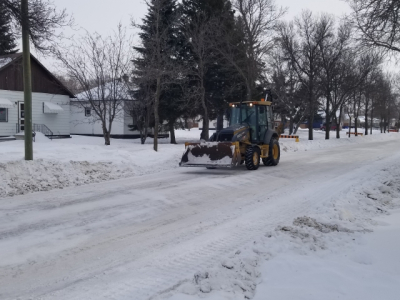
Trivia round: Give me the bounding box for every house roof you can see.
[0,53,75,98]
[75,81,132,101]
[0,53,21,71]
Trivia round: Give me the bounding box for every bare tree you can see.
[269,49,306,135]
[55,26,132,145]
[228,0,286,102]
[392,74,400,130]
[4,0,71,52]
[374,73,396,133]
[54,74,83,95]
[278,11,327,140]
[330,52,360,138]
[362,69,380,135]
[317,17,353,139]
[347,0,400,55]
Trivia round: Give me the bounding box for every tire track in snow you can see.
[1,139,400,300]
[34,168,373,300]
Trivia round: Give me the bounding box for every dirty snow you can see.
[186,151,234,166]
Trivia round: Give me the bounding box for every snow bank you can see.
[163,156,400,300]
[0,130,398,198]
[0,159,134,197]
[0,132,186,197]
[279,128,399,152]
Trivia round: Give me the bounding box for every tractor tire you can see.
[262,139,280,166]
[245,146,260,170]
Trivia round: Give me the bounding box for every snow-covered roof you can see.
[0,58,12,69]
[0,98,14,109]
[43,102,64,113]
[0,53,22,70]
[75,81,131,101]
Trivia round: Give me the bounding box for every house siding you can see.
[0,91,18,136]
[123,105,134,135]
[0,90,70,136]
[70,103,125,136]
[69,102,169,138]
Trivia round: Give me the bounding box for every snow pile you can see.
[164,161,400,300]
[0,159,134,197]
[0,132,186,197]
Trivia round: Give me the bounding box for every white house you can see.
[70,83,169,139]
[0,53,75,138]
[70,100,141,138]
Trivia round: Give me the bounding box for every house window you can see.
[85,108,91,116]
[0,108,7,122]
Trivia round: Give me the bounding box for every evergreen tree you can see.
[157,4,189,144]
[133,0,181,146]
[180,0,241,139]
[0,2,17,55]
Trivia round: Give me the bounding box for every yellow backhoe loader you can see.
[179,93,280,170]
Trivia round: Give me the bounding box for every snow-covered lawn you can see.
[0,128,398,197]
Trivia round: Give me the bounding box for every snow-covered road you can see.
[1,138,400,300]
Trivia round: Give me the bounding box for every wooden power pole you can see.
[21,0,33,160]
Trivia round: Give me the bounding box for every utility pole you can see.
[21,0,33,160]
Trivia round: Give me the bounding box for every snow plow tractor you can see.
[179,97,280,170]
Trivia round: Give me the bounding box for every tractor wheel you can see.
[262,139,280,166]
[245,146,260,170]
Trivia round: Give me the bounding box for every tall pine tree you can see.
[133,0,181,147]
[0,2,17,55]
[180,0,242,139]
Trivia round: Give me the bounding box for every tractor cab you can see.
[228,101,274,144]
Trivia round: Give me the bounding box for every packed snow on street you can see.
[1,129,400,300]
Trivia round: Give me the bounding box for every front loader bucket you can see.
[180,142,241,168]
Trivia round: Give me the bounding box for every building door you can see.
[19,102,25,131]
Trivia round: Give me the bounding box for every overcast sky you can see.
[56,0,351,35]
[41,0,352,71]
